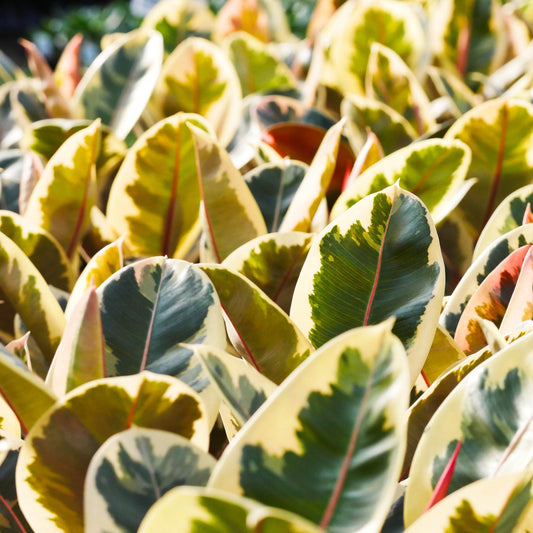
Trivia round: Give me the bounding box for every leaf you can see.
[73,30,164,140]
[243,161,308,233]
[331,138,474,225]
[84,428,216,533]
[208,322,409,533]
[223,231,313,315]
[223,31,296,96]
[194,344,276,428]
[278,119,345,233]
[291,184,445,385]
[366,43,435,135]
[323,0,425,95]
[152,37,242,147]
[405,473,533,532]
[453,245,532,354]
[341,94,416,155]
[97,257,225,423]
[444,97,533,234]
[46,284,105,397]
[23,120,101,259]
[404,329,533,524]
[141,0,215,55]
[106,113,214,259]
[64,237,126,320]
[0,343,56,434]
[16,371,209,533]
[199,264,312,384]
[474,183,533,260]
[138,486,323,533]
[190,123,267,262]
[0,232,65,363]
[440,223,533,337]
[54,34,82,99]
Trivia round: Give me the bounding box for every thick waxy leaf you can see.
[0,343,56,434]
[291,184,444,384]
[0,210,73,291]
[474,183,533,260]
[98,257,225,422]
[106,113,213,259]
[24,120,100,259]
[223,31,296,96]
[194,344,276,428]
[141,0,215,55]
[404,330,533,524]
[243,161,308,233]
[444,98,533,234]
[341,94,416,155]
[84,428,216,533]
[440,223,533,337]
[209,322,409,533]
[199,264,312,384]
[223,232,313,314]
[65,237,126,319]
[454,245,532,354]
[324,0,425,95]
[47,285,105,396]
[138,486,323,533]
[422,325,465,385]
[73,30,164,140]
[366,43,435,135]
[190,124,267,262]
[405,473,533,532]
[54,33,82,100]
[152,37,242,147]
[0,232,65,363]
[16,372,208,533]
[279,119,344,233]
[331,138,473,225]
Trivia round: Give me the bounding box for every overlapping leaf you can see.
[291,184,444,384]
[16,372,209,533]
[84,428,216,533]
[209,322,409,533]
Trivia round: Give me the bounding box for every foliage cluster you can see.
[2,0,533,531]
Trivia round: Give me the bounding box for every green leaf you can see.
[16,372,209,533]
[331,138,474,225]
[189,124,267,262]
[474,183,533,260]
[0,343,56,434]
[243,161,308,233]
[209,322,409,533]
[199,264,312,384]
[73,30,164,140]
[194,344,276,428]
[405,329,533,524]
[106,113,214,259]
[223,31,296,96]
[84,428,216,533]
[405,473,533,532]
[152,37,242,147]
[23,120,101,259]
[138,486,323,533]
[46,284,105,396]
[279,119,345,233]
[223,231,313,315]
[291,184,444,384]
[366,43,435,135]
[444,98,533,235]
[0,232,65,363]
[97,257,225,423]
[341,94,417,155]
